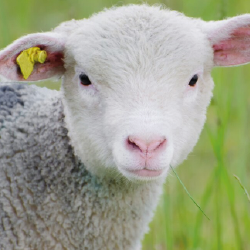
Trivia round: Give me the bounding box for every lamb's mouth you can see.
[127,168,163,177]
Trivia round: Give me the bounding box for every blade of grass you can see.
[221,167,243,250]
[215,164,223,250]
[170,165,210,220]
[234,175,250,202]
[193,166,218,248]
[163,182,173,250]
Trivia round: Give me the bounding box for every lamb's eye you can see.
[189,74,198,87]
[79,73,92,86]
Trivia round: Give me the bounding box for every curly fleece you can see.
[0,84,162,250]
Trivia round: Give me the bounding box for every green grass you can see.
[234,175,250,203]
[1,0,250,249]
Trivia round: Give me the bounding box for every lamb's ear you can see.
[0,32,65,81]
[204,14,250,67]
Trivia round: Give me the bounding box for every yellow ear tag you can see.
[16,47,47,80]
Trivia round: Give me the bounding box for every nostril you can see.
[148,138,167,153]
[127,136,145,153]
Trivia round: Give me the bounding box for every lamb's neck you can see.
[52,162,166,249]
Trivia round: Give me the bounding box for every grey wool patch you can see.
[0,84,77,248]
[0,85,24,126]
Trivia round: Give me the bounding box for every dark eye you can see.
[79,73,92,86]
[189,74,198,87]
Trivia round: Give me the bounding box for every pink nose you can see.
[127,136,167,155]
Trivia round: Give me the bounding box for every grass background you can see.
[1,0,250,249]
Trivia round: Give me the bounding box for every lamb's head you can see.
[1,5,250,181]
[60,6,215,181]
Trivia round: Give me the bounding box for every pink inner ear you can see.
[213,25,250,66]
[0,46,64,81]
[0,33,65,81]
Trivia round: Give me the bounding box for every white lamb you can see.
[0,4,250,250]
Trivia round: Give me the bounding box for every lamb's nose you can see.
[126,136,167,155]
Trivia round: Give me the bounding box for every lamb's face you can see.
[61,6,214,181]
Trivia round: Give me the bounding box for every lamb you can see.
[0,4,250,250]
